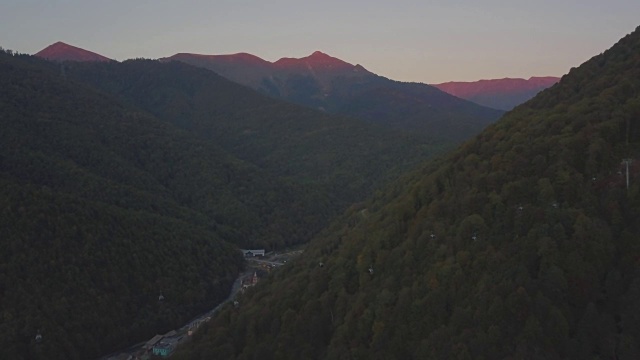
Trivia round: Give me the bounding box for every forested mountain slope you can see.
[0,43,453,360]
[0,50,329,359]
[62,59,443,210]
[177,26,640,360]
[165,51,505,141]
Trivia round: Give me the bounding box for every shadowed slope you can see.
[62,58,445,215]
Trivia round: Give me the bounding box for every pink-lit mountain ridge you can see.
[164,51,504,142]
[32,42,504,141]
[35,41,113,62]
[167,51,370,94]
[433,76,560,111]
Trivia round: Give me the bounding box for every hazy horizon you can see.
[2,0,639,83]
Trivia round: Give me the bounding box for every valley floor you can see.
[100,248,304,359]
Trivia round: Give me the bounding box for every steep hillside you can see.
[61,58,444,211]
[434,76,560,110]
[165,51,504,141]
[177,26,640,360]
[0,50,337,359]
[35,41,112,62]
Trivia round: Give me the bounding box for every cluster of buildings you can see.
[241,271,259,289]
[144,330,182,358]
[104,247,298,359]
[240,249,265,257]
[106,330,184,359]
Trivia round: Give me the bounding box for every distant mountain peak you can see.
[353,64,368,72]
[231,52,267,61]
[309,50,330,58]
[273,51,354,71]
[305,51,347,64]
[169,52,270,67]
[529,76,560,81]
[35,41,112,62]
[433,76,560,110]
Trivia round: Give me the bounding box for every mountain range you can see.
[433,76,560,110]
[33,41,556,118]
[35,42,508,142]
[163,51,505,141]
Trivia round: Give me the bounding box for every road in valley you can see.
[99,270,252,360]
[100,249,303,359]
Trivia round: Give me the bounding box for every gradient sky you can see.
[2,0,639,83]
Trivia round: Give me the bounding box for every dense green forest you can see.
[0,50,345,250]
[176,26,640,359]
[60,58,445,208]
[0,50,254,359]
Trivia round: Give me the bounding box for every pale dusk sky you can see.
[1,0,639,83]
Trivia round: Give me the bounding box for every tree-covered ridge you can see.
[0,180,242,359]
[61,58,446,210]
[1,52,341,250]
[0,49,252,359]
[176,26,640,359]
